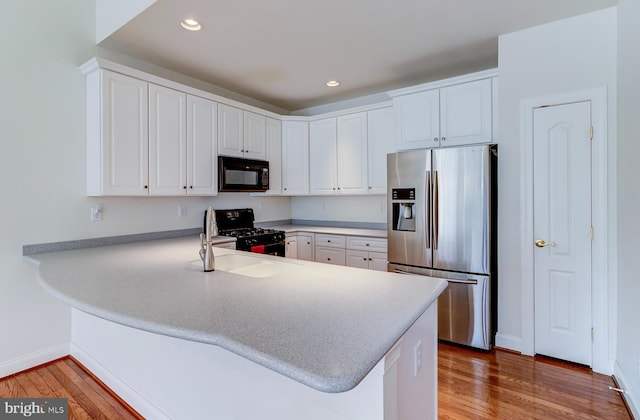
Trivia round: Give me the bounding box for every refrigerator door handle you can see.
[446,278,479,285]
[433,170,439,250]
[425,170,431,249]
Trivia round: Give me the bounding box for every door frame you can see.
[520,86,613,374]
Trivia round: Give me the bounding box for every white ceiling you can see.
[100,0,617,112]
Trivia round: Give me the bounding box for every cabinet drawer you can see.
[315,234,346,248]
[315,246,346,266]
[346,236,387,253]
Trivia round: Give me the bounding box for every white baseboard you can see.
[70,343,169,420]
[0,344,69,378]
[614,360,640,419]
[494,332,522,353]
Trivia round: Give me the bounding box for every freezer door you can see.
[389,263,492,350]
[431,145,492,274]
[387,149,432,268]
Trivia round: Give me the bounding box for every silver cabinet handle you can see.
[433,137,439,142]
[441,137,446,141]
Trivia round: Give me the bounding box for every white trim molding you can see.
[0,344,69,379]
[614,361,640,419]
[520,86,614,374]
[71,343,170,420]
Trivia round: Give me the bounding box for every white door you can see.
[186,95,217,195]
[243,111,266,160]
[309,118,337,195]
[217,104,244,157]
[281,121,309,195]
[148,84,186,195]
[533,101,592,366]
[336,112,368,194]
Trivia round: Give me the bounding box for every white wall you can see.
[0,0,291,377]
[615,0,640,415]
[292,196,386,224]
[496,8,617,350]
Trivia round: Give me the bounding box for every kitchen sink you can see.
[188,253,302,278]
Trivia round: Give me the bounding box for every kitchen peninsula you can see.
[26,236,446,420]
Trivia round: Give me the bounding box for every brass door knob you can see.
[535,239,556,248]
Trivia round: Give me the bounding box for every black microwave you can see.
[218,156,269,192]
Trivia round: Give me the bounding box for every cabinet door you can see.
[148,84,186,196]
[285,236,298,259]
[217,104,244,157]
[243,111,266,160]
[315,246,346,266]
[263,117,282,195]
[346,249,370,269]
[394,89,440,150]
[309,118,337,195]
[336,112,368,194]
[297,234,314,261]
[95,70,149,196]
[187,95,217,195]
[368,252,388,271]
[367,107,395,194]
[439,79,492,147]
[281,121,309,195]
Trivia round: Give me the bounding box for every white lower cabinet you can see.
[297,233,314,261]
[315,246,346,266]
[315,234,346,266]
[285,235,298,259]
[345,236,388,271]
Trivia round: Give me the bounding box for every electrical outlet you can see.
[178,205,187,218]
[90,205,103,222]
[413,340,422,376]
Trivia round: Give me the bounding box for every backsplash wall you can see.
[291,196,387,225]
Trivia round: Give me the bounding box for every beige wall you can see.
[616,0,640,415]
[0,0,291,375]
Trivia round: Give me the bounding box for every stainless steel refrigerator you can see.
[387,144,497,350]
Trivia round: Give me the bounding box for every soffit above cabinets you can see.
[98,0,616,112]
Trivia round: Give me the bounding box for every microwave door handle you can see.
[426,170,431,250]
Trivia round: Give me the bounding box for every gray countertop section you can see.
[278,225,387,238]
[26,236,445,393]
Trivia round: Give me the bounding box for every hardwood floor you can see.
[438,342,631,419]
[0,357,141,420]
[0,346,632,419]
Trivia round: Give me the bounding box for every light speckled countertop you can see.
[25,236,445,393]
[278,225,386,238]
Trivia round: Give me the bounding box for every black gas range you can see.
[213,208,286,256]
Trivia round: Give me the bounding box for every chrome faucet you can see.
[199,206,218,272]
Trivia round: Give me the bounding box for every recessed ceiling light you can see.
[181,19,202,31]
[326,80,340,87]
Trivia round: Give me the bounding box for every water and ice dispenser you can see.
[391,188,416,232]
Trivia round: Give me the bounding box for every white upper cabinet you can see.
[309,112,368,195]
[281,120,309,195]
[186,95,218,195]
[263,117,282,195]
[336,112,368,195]
[367,106,395,194]
[393,78,493,150]
[395,89,440,150]
[148,84,187,195]
[439,79,492,147]
[309,118,337,195]
[243,111,267,160]
[149,86,218,196]
[86,69,149,196]
[218,103,266,160]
